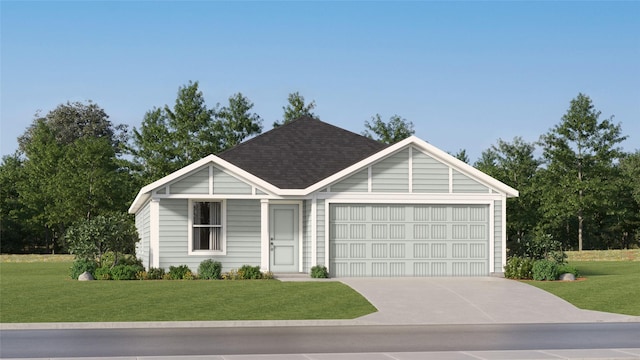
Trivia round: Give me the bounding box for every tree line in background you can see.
[1,82,638,255]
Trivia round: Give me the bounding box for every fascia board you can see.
[410,137,520,197]
[302,136,416,195]
[297,135,519,198]
[128,154,283,214]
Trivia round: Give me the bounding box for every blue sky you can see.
[2,1,638,162]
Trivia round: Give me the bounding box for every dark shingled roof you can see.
[218,117,387,189]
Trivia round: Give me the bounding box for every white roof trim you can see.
[129,136,519,214]
[128,155,282,213]
[300,136,519,197]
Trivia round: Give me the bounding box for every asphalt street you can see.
[2,323,640,358]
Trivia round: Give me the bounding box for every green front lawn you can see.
[0,261,376,323]
[526,261,640,316]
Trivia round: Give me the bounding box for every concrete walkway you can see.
[338,277,640,325]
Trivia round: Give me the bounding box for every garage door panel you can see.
[330,204,490,277]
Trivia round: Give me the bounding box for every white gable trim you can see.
[301,136,518,197]
[130,136,518,214]
[129,155,283,213]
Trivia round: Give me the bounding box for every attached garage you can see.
[130,118,518,277]
[329,203,490,277]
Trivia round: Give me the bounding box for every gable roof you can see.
[217,117,387,189]
[129,121,519,214]
[306,135,519,197]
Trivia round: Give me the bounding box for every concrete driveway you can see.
[340,277,640,325]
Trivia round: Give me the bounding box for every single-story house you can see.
[128,117,518,277]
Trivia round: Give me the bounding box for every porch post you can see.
[260,199,270,271]
[150,199,160,269]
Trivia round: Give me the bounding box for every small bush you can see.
[238,265,262,279]
[111,264,144,280]
[168,265,191,280]
[146,267,165,280]
[557,263,580,278]
[94,266,112,280]
[70,259,97,280]
[183,270,196,280]
[222,269,239,280]
[198,259,222,280]
[310,265,329,278]
[504,256,534,279]
[262,271,274,280]
[532,259,559,281]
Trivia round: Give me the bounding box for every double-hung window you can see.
[190,201,224,254]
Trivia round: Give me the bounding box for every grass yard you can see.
[526,261,640,316]
[0,258,376,323]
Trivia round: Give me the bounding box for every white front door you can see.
[269,204,299,272]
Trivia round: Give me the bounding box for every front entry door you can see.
[269,204,299,272]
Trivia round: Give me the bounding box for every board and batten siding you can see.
[134,200,151,269]
[157,199,261,272]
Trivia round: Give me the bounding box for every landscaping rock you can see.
[78,271,95,281]
[559,273,576,281]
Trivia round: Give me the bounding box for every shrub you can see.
[146,267,165,280]
[222,269,239,280]
[70,259,97,280]
[65,213,139,266]
[509,229,565,263]
[183,270,196,280]
[262,271,274,280]
[111,264,144,280]
[168,265,192,280]
[198,259,222,280]
[94,265,112,280]
[532,259,559,281]
[310,265,329,278]
[238,265,262,279]
[504,256,534,280]
[557,263,580,278]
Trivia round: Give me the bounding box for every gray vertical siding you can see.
[452,170,489,193]
[135,200,151,269]
[213,167,252,195]
[494,200,503,273]
[158,199,261,273]
[412,150,449,193]
[331,169,368,192]
[372,148,410,192]
[171,169,209,194]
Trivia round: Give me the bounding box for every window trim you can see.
[188,199,227,255]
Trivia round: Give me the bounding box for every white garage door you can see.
[329,204,490,277]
